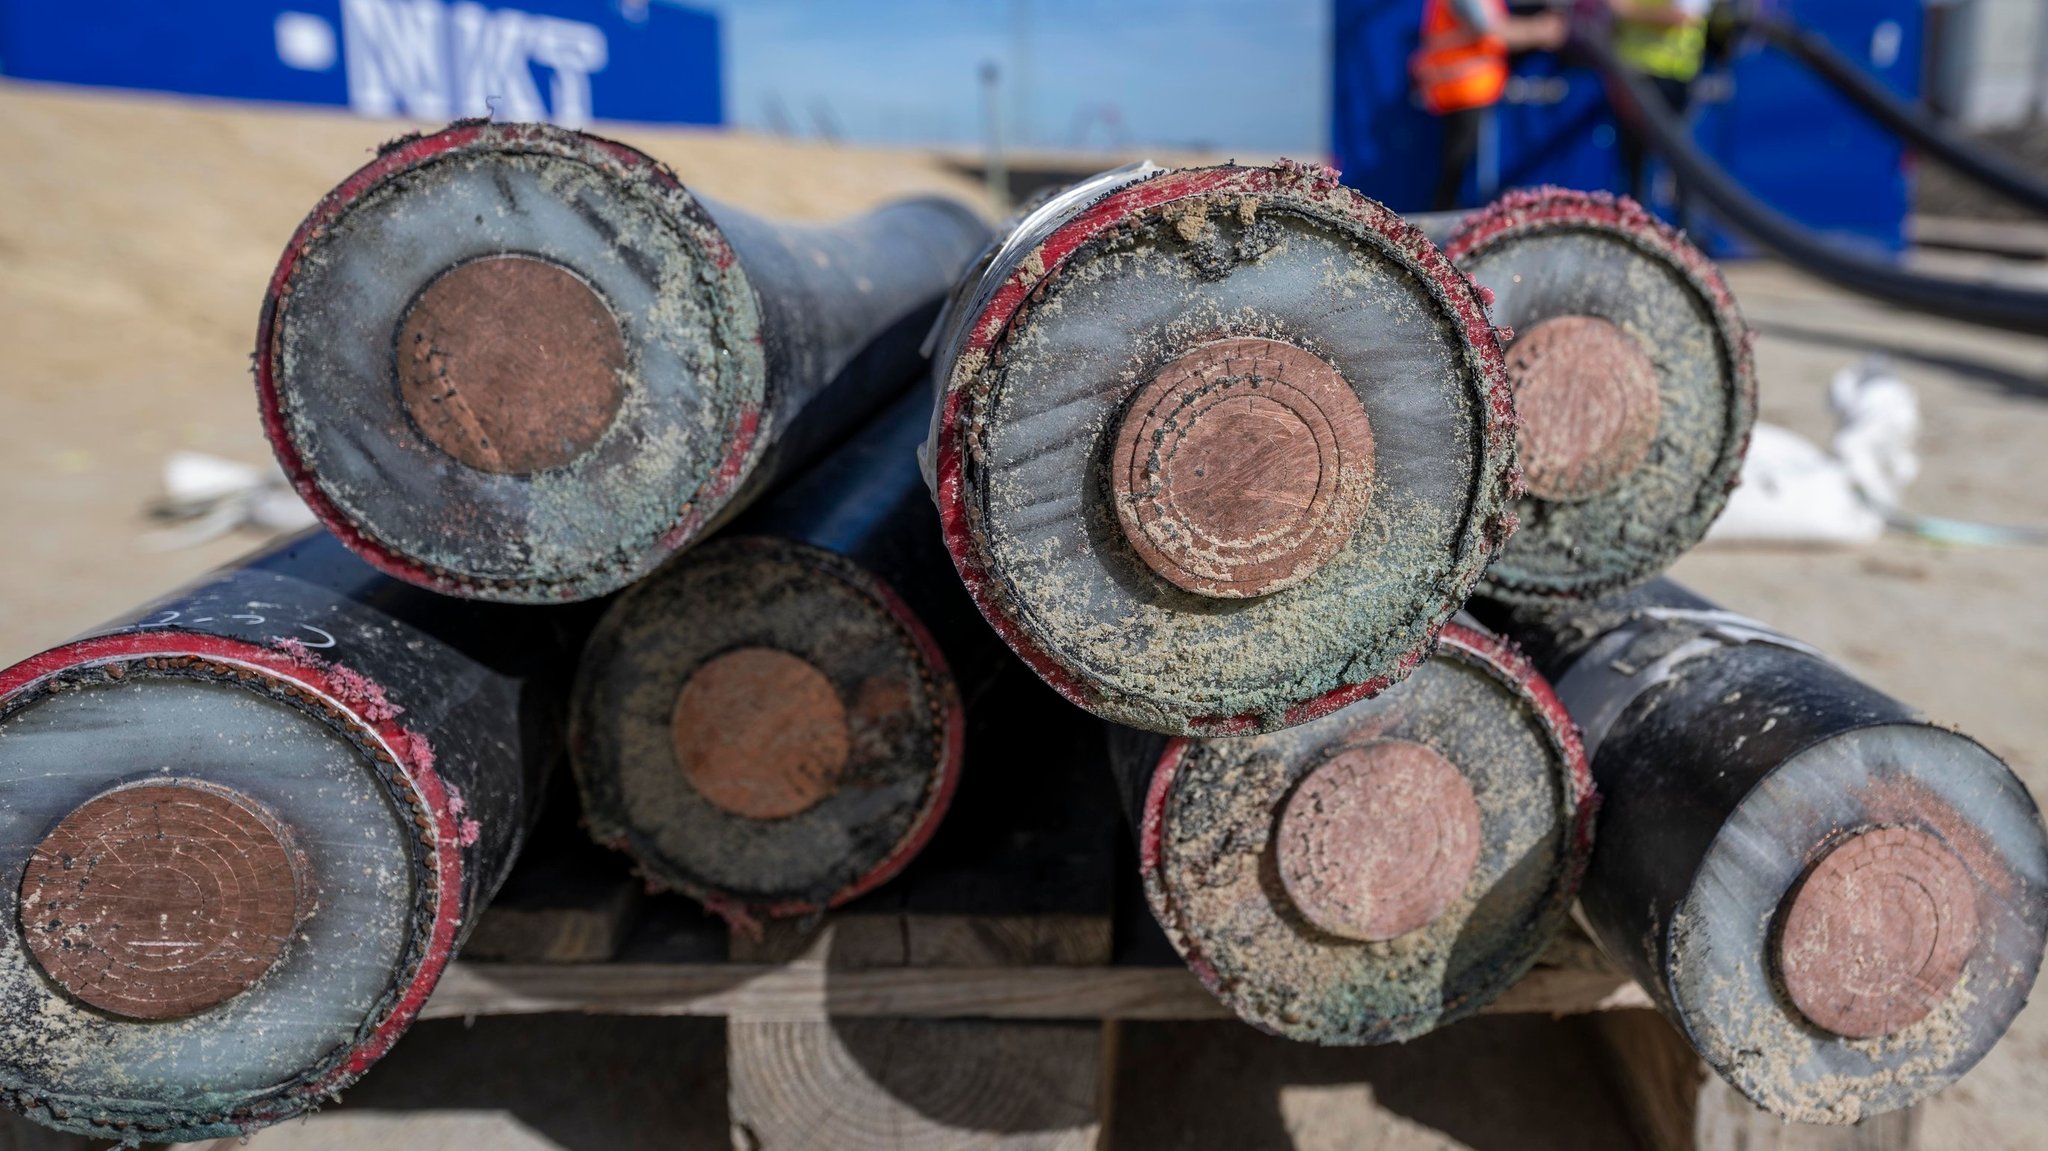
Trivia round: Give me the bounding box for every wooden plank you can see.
[461,878,641,964]
[720,716,1123,1151]
[1588,1010,1922,1151]
[1588,1009,1708,1151]
[1908,214,2048,260]
[728,1017,1107,1151]
[423,962,1230,1022]
[731,914,1113,969]
[423,957,1653,1023]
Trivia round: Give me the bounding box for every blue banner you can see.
[0,0,721,128]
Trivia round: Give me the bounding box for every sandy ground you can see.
[2,81,2047,1150]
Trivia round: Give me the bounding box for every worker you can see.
[1609,0,1712,216]
[1412,0,1568,212]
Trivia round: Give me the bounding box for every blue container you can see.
[0,0,722,128]
[1329,0,1441,210]
[1696,0,1920,254]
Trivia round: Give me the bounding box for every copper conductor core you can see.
[1776,825,1980,1039]
[1274,739,1482,942]
[672,647,850,821]
[1112,337,1374,599]
[19,781,311,1020]
[396,254,627,475]
[1505,315,1661,502]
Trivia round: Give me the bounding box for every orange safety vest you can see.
[1411,0,1510,115]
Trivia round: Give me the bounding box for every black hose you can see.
[1743,15,2048,217]
[1570,31,2048,335]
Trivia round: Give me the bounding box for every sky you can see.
[685,0,1329,154]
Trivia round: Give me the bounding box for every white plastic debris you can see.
[1705,358,1910,545]
[144,451,317,550]
[1704,422,1888,544]
[1708,356,2048,547]
[1828,356,1920,514]
[160,452,265,509]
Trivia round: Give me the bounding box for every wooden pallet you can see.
[438,905,1911,1150]
[426,673,1914,1151]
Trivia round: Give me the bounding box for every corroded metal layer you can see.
[1501,315,1660,502]
[395,254,628,476]
[1776,825,1979,1040]
[1273,739,1481,942]
[1121,622,1594,1044]
[1110,336,1376,599]
[670,647,852,822]
[20,781,312,1021]
[1446,188,1755,601]
[927,162,1517,735]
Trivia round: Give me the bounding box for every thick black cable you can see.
[1744,15,2048,217]
[1570,31,2048,335]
